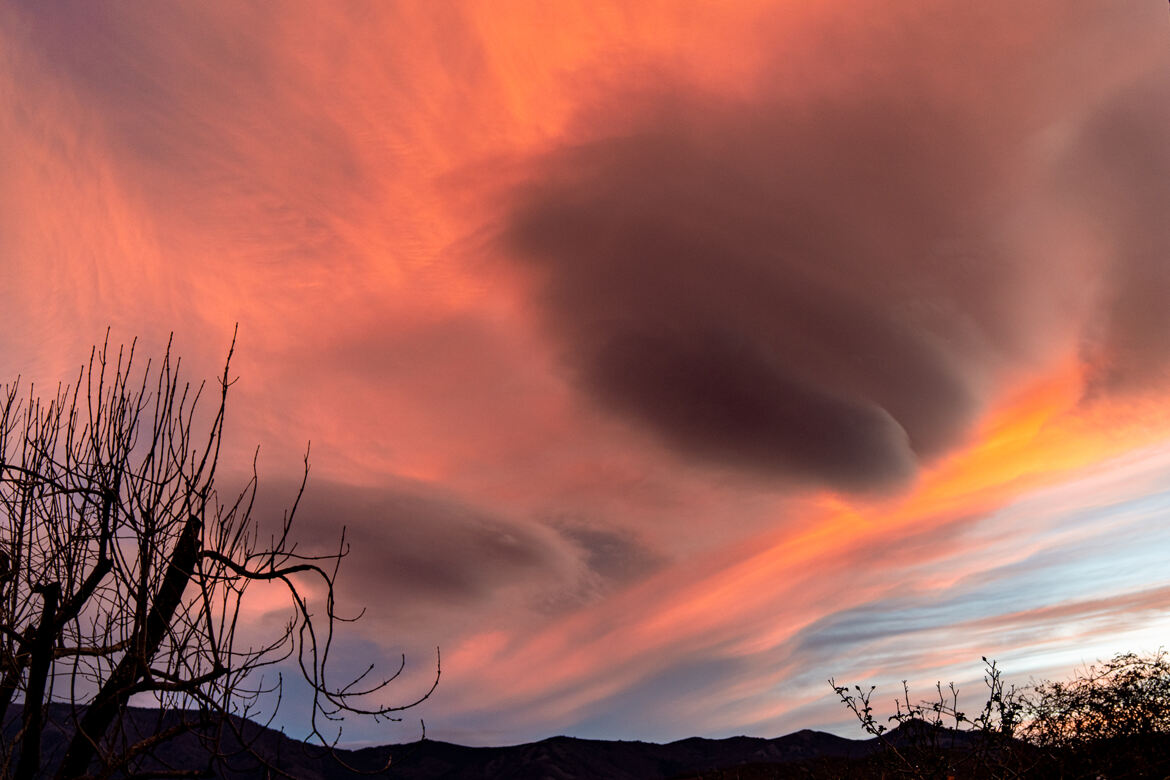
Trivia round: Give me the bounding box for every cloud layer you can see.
[501,1,1170,491]
[4,0,1170,748]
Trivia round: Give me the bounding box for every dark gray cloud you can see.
[552,521,665,586]
[256,480,669,625]
[500,5,1170,492]
[1061,76,1170,397]
[502,86,1022,491]
[271,479,564,608]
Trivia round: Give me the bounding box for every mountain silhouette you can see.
[6,705,891,778]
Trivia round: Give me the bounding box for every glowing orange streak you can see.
[454,355,1170,720]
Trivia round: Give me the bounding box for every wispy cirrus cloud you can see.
[3,0,1170,748]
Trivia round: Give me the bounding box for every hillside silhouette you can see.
[1,705,884,779]
[10,704,1170,779]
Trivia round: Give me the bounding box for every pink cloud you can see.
[3,0,1170,746]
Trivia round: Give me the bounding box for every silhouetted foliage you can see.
[832,650,1170,779]
[832,658,1032,779]
[1026,650,1170,748]
[0,333,437,779]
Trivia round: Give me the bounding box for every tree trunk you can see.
[15,582,60,780]
[54,514,203,780]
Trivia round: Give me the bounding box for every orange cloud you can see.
[5,0,1170,748]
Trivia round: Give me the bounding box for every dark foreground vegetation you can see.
[826,651,1170,779]
[0,336,433,779]
[8,676,1170,780]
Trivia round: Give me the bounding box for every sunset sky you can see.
[3,1,1170,747]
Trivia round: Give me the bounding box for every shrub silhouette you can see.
[1026,650,1170,748]
[833,650,1170,779]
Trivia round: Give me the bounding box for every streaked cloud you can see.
[3,0,1170,748]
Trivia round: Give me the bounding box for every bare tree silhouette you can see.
[0,331,438,779]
